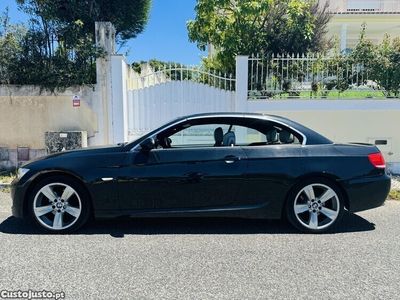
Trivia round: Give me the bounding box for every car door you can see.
[116,146,247,211]
[149,146,247,209]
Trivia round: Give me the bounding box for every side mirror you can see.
[140,137,156,152]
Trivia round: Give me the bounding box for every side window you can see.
[278,129,301,145]
[169,124,230,148]
[231,126,266,146]
[222,125,301,146]
[161,120,302,149]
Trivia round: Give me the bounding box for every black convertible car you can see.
[11,113,390,233]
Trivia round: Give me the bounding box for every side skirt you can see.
[94,202,280,220]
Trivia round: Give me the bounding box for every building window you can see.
[347,0,380,11]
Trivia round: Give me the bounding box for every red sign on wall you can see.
[73,95,80,107]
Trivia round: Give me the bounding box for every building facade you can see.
[321,0,400,51]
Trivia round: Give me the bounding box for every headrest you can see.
[223,131,236,146]
[279,131,294,144]
[214,127,224,145]
[266,129,278,143]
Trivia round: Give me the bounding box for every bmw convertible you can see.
[11,113,391,233]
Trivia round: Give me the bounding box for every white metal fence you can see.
[248,54,382,99]
[128,65,235,91]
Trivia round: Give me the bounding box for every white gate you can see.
[126,66,236,140]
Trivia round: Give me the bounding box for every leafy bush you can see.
[339,26,400,97]
[264,27,400,98]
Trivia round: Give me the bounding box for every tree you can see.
[4,0,151,90]
[347,27,400,97]
[12,23,102,89]
[346,25,376,91]
[187,0,331,72]
[0,8,26,84]
[16,0,151,42]
[372,35,400,97]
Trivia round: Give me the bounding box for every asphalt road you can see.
[0,191,399,300]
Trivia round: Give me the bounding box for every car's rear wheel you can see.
[28,176,91,233]
[286,178,344,233]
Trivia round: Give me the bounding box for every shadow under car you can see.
[0,211,375,237]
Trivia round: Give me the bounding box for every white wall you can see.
[248,99,400,164]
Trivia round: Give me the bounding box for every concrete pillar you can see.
[235,55,249,112]
[111,55,129,143]
[91,22,116,146]
[235,56,249,143]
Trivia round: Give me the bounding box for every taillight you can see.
[368,152,386,169]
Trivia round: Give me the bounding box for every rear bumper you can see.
[342,174,391,213]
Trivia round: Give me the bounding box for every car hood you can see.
[22,145,125,167]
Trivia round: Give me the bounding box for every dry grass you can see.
[0,172,15,184]
[0,186,11,193]
[388,189,400,201]
[0,172,15,193]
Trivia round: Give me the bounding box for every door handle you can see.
[101,177,114,182]
[224,155,240,164]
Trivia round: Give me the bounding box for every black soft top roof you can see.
[126,112,332,149]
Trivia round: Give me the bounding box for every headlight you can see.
[17,168,30,180]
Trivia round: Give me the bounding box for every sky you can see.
[0,0,205,65]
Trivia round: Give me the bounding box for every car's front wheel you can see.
[286,178,344,233]
[28,176,91,233]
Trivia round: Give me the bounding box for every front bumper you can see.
[11,178,29,218]
[343,174,391,213]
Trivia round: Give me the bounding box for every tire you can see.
[28,175,91,233]
[286,178,344,233]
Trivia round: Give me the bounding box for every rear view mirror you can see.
[140,137,156,152]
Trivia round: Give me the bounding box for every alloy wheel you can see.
[33,183,82,231]
[293,183,340,230]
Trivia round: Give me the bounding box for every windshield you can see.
[124,116,186,150]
